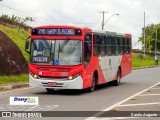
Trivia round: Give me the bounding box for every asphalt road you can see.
[0,67,160,120]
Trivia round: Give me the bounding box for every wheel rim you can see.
[90,75,96,91]
[117,71,121,84]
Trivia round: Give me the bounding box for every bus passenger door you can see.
[83,33,92,87]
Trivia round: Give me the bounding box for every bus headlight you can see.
[30,72,39,79]
[67,72,81,80]
[68,76,73,80]
[33,75,39,79]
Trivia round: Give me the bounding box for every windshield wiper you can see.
[58,38,70,52]
[58,43,60,59]
[57,38,70,60]
[52,40,56,64]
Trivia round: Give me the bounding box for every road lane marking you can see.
[0,104,59,111]
[0,87,34,95]
[93,117,139,120]
[113,117,139,120]
[116,117,139,120]
[138,94,160,96]
[33,105,50,111]
[42,105,59,111]
[118,102,160,107]
[34,105,59,111]
[85,81,160,120]
[25,105,40,111]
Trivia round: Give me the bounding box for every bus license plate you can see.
[48,82,57,86]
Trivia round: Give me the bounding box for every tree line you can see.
[139,24,160,53]
[0,14,34,31]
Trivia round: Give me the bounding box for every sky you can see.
[1,0,160,49]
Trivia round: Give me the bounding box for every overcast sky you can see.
[1,0,160,48]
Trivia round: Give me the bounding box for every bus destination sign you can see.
[32,28,82,36]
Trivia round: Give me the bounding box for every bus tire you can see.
[113,69,121,86]
[46,88,55,93]
[89,74,96,92]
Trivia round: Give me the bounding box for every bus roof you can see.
[33,25,88,30]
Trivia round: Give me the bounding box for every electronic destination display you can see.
[32,28,82,36]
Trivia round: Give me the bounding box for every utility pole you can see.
[144,12,146,57]
[99,11,108,30]
[155,29,157,55]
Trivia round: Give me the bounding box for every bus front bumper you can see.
[29,74,83,89]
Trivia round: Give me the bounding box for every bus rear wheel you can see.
[46,88,55,93]
[113,69,121,86]
[89,74,96,92]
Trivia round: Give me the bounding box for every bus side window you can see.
[120,37,123,54]
[124,37,128,54]
[111,36,116,55]
[84,33,92,66]
[94,34,100,56]
[100,35,106,56]
[106,36,112,56]
[127,38,131,53]
[129,38,132,53]
[117,37,120,54]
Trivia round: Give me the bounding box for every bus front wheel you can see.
[89,74,96,92]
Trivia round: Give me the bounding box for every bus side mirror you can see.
[25,36,31,54]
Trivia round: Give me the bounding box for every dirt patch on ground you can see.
[0,30,28,75]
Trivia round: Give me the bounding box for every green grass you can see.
[0,24,30,63]
[0,74,28,85]
[132,53,159,68]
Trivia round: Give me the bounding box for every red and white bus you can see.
[25,25,132,92]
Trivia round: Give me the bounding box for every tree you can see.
[16,16,34,32]
[139,24,160,52]
[23,17,35,22]
[0,14,33,32]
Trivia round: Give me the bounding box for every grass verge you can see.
[0,74,28,85]
[132,53,160,68]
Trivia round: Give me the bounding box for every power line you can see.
[2,8,54,25]
[0,4,64,23]
[0,4,99,25]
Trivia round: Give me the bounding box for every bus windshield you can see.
[30,39,82,66]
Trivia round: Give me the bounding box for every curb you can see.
[132,65,160,70]
[0,83,29,92]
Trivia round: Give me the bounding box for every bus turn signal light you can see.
[30,72,39,79]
